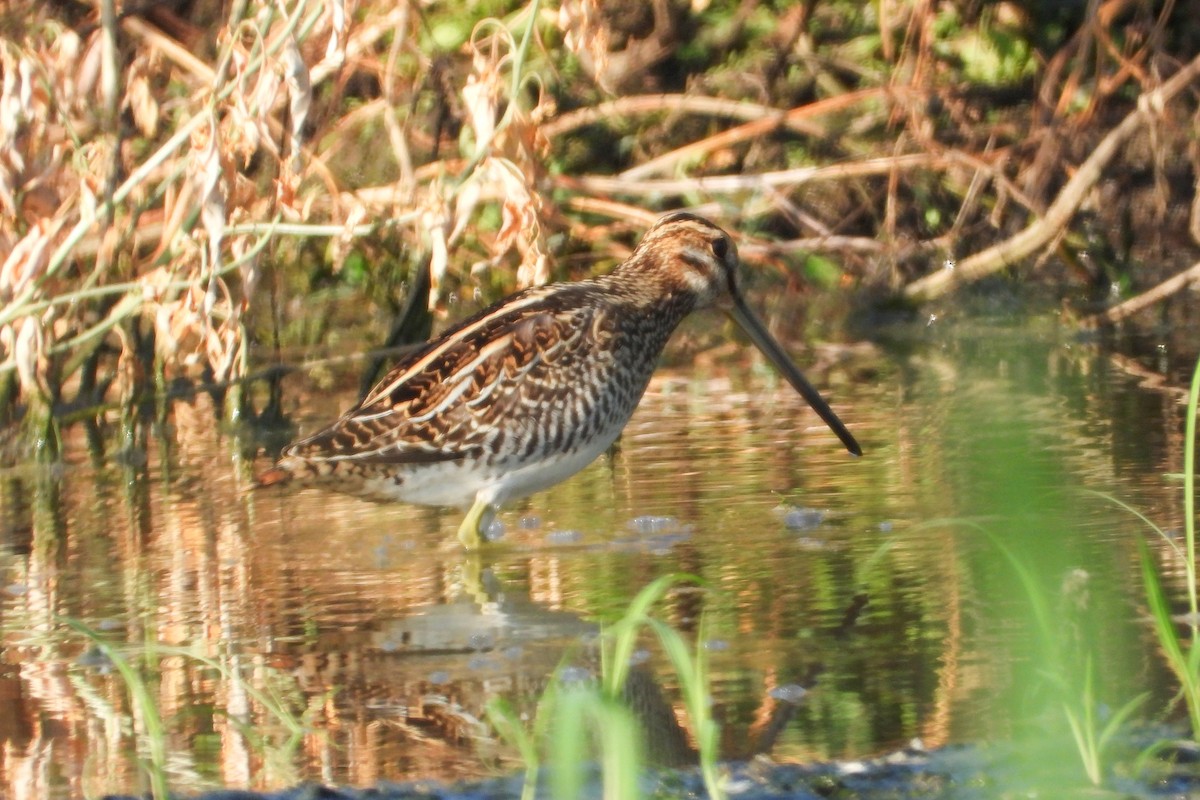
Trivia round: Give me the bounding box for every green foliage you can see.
[932,6,1038,85]
[1139,539,1200,735]
[549,689,644,800]
[1058,658,1148,787]
[489,574,725,800]
[1081,355,1200,746]
[486,696,546,800]
[65,619,171,800]
[802,253,843,289]
[910,515,1147,788]
[1136,355,1200,737]
[63,619,321,799]
[428,19,471,51]
[1075,355,1200,778]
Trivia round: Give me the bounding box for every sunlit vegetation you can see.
[488,574,722,800]
[3,1,1200,798]
[1135,358,1200,738]
[2,0,1199,447]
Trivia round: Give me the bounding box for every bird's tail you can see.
[255,465,293,487]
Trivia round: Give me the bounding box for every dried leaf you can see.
[496,196,523,254]
[13,315,46,398]
[489,158,548,287]
[0,167,15,219]
[450,177,482,245]
[231,234,260,305]
[323,0,347,69]
[423,198,451,307]
[228,99,260,165]
[557,0,612,91]
[125,58,159,137]
[76,32,103,103]
[194,112,226,282]
[0,218,65,298]
[462,34,505,158]
[330,203,367,271]
[461,75,497,156]
[519,251,550,287]
[282,36,311,174]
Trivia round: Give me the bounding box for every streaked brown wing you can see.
[284,284,601,465]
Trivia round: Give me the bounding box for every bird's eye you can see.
[711,238,728,259]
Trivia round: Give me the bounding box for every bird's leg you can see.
[457,497,491,549]
[459,553,499,609]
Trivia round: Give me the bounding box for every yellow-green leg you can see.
[460,553,491,607]
[457,497,490,550]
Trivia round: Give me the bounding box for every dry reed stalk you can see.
[0,0,576,429]
[0,0,347,420]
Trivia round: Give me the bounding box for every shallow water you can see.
[0,307,1195,798]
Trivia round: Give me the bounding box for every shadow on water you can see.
[0,304,1195,797]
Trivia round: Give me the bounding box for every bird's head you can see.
[621,211,862,457]
[625,211,741,311]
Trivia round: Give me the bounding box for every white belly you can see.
[355,417,626,509]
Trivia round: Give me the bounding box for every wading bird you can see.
[258,213,860,548]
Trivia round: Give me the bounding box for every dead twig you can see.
[903,52,1200,304]
[564,196,658,227]
[122,16,216,85]
[556,152,948,196]
[1085,259,1200,326]
[747,235,890,257]
[620,88,900,180]
[543,94,830,139]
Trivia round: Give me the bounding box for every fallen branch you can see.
[903,52,1200,304]
[122,16,215,84]
[620,88,898,180]
[564,196,659,227]
[555,152,949,196]
[543,94,828,139]
[743,235,889,257]
[1084,259,1200,326]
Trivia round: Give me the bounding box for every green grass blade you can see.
[1063,706,1098,785]
[1097,691,1150,751]
[1184,356,1199,629]
[549,689,599,800]
[603,573,701,697]
[486,697,539,800]
[64,619,170,800]
[1079,489,1178,556]
[1139,538,1200,736]
[646,616,724,800]
[547,688,644,800]
[593,697,643,800]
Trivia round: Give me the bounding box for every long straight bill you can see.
[728,295,862,456]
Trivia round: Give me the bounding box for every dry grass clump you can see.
[0,0,558,436]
